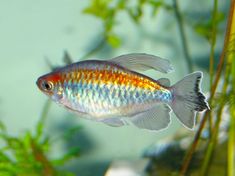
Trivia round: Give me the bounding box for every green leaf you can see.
[104,17,115,33]
[66,146,80,156]
[0,162,17,175]
[194,23,211,40]
[23,131,32,150]
[215,11,225,24]
[52,146,80,166]
[128,6,143,23]
[117,0,126,9]
[150,1,163,16]
[193,11,225,41]
[40,136,50,152]
[107,34,121,48]
[83,0,112,19]
[57,171,75,176]
[0,151,12,163]
[63,126,82,140]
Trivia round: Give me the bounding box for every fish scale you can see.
[57,61,171,118]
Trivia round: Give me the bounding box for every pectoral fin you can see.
[110,53,173,73]
[130,104,171,131]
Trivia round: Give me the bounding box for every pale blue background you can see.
[0,0,227,175]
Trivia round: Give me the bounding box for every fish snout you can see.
[36,77,46,92]
[36,77,41,88]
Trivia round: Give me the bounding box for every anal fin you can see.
[130,104,171,131]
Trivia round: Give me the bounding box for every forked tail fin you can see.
[169,72,209,129]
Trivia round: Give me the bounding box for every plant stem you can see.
[200,63,230,175]
[35,99,51,141]
[229,106,235,176]
[208,0,218,136]
[31,138,56,176]
[209,0,218,87]
[228,10,235,175]
[200,108,223,175]
[179,1,235,175]
[173,0,193,73]
[209,0,234,99]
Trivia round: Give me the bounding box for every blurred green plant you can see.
[83,0,172,45]
[82,0,173,58]
[180,1,235,176]
[83,0,227,73]
[0,100,80,176]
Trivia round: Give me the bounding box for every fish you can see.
[36,53,209,131]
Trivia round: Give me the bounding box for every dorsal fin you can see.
[109,53,173,73]
[63,50,73,65]
[157,78,171,87]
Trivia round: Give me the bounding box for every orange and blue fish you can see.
[36,53,209,131]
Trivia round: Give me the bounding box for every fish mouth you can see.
[36,78,40,88]
[36,77,43,91]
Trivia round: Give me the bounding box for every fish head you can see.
[36,72,64,102]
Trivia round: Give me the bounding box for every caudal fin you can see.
[169,72,209,129]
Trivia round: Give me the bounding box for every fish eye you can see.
[42,81,53,91]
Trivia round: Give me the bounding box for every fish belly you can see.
[66,82,171,120]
